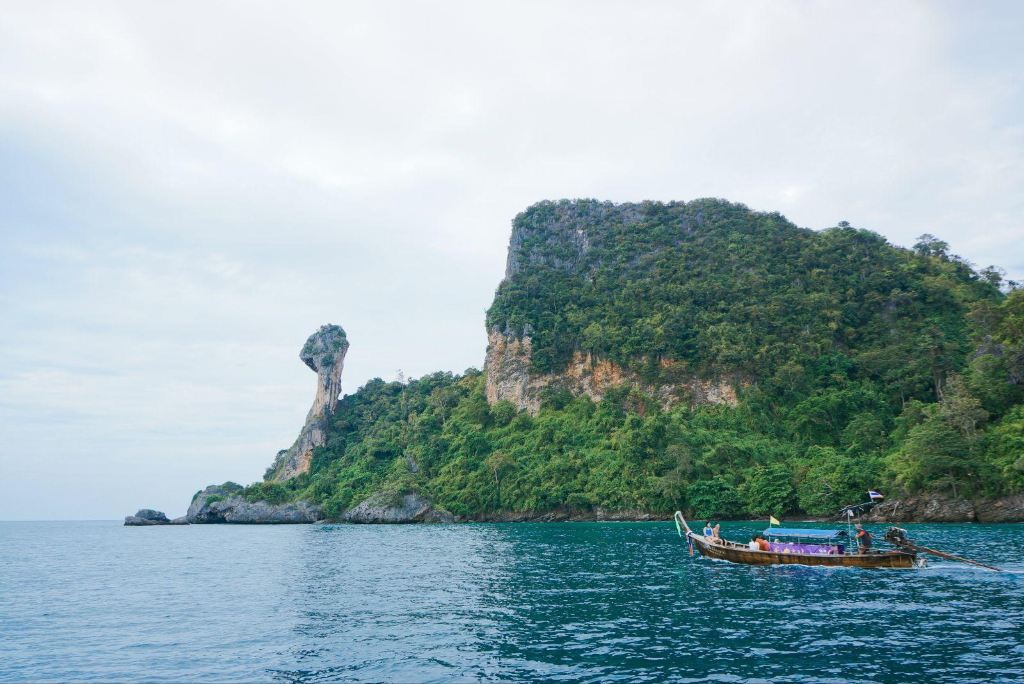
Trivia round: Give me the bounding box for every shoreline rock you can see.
[861,494,1024,524]
[187,484,322,524]
[124,509,173,526]
[343,493,454,524]
[973,494,1024,523]
[145,485,1023,527]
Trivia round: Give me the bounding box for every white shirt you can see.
[749,541,760,550]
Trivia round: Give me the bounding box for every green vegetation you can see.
[260,199,1023,519]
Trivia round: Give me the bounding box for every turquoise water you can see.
[1,521,1022,682]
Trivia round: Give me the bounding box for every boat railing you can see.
[697,532,850,555]
[695,534,749,550]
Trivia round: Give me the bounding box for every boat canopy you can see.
[764,528,848,539]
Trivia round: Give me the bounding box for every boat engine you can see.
[884,527,910,547]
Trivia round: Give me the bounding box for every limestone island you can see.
[126,199,1024,526]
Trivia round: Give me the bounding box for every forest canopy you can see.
[258,199,1023,520]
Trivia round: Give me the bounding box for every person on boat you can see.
[855,523,873,554]
[749,535,760,551]
[703,522,714,538]
[756,535,770,552]
[712,523,721,540]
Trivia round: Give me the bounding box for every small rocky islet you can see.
[123,509,187,526]
[127,198,1024,526]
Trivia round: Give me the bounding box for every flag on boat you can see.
[868,490,885,501]
[769,515,781,526]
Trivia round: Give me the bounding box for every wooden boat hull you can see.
[690,533,916,569]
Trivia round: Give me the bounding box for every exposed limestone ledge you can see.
[343,492,454,524]
[973,494,1024,522]
[861,494,1024,523]
[187,484,322,524]
[124,509,188,525]
[271,324,350,481]
[483,329,740,414]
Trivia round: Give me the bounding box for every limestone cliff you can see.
[484,329,739,414]
[271,324,349,481]
[484,200,742,413]
[188,484,322,523]
[861,493,1024,523]
[342,493,454,524]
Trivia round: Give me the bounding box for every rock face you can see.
[485,202,740,414]
[861,494,1024,523]
[343,493,454,524]
[271,324,349,481]
[187,484,322,524]
[124,509,172,526]
[503,200,650,279]
[973,494,1024,522]
[484,329,739,414]
[861,495,976,523]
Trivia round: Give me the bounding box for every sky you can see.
[1,1,1022,520]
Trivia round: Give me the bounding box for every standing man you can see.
[855,523,873,554]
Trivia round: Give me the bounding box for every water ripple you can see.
[1,521,1022,682]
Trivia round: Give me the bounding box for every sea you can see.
[1,520,1023,682]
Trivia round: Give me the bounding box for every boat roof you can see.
[764,527,848,539]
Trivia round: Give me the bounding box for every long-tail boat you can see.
[673,511,918,569]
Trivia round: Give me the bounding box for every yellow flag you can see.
[769,515,781,526]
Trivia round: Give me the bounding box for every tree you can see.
[485,451,515,509]
[980,406,1024,494]
[913,233,949,258]
[979,265,1005,290]
[687,478,745,519]
[581,322,605,356]
[654,443,694,508]
[841,413,888,455]
[796,446,877,515]
[938,374,988,438]
[889,412,973,497]
[742,464,796,516]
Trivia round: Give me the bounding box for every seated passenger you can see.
[749,535,760,551]
[712,523,721,540]
[703,522,714,538]
[756,536,770,552]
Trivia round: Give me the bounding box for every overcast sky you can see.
[2,1,1022,520]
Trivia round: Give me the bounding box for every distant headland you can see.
[126,199,1024,526]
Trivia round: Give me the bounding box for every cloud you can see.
[1,0,1022,518]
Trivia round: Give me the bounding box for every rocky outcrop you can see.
[271,324,349,481]
[973,494,1024,522]
[187,484,322,524]
[124,509,189,526]
[487,200,741,414]
[503,200,653,279]
[124,509,172,526]
[861,494,1024,523]
[343,493,454,524]
[861,495,976,523]
[484,330,740,414]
